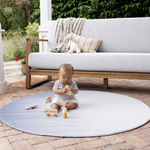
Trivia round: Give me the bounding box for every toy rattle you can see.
[65,84,74,95]
[26,104,37,110]
[42,108,58,117]
[45,96,52,103]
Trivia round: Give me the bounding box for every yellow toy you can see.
[65,84,74,95]
[62,107,67,118]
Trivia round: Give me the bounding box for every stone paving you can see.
[0,61,150,150]
[4,60,44,85]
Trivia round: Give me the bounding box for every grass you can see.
[2,22,39,61]
[2,36,26,61]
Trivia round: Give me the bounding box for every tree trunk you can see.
[26,4,31,23]
[0,10,10,30]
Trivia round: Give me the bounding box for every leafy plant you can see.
[13,42,26,59]
[2,29,26,61]
[52,0,150,19]
[25,21,39,52]
[31,0,40,23]
[15,55,26,64]
[2,22,39,61]
[25,22,39,38]
[0,0,40,31]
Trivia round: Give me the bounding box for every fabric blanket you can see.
[49,18,86,53]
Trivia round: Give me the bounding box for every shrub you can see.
[13,41,26,59]
[25,22,39,39]
[52,0,150,19]
[2,22,39,61]
[25,22,39,52]
[2,29,26,61]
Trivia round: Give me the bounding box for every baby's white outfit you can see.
[51,79,78,106]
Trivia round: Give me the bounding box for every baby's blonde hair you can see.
[59,64,74,74]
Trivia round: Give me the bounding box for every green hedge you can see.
[52,0,150,20]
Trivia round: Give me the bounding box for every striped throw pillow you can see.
[73,34,101,53]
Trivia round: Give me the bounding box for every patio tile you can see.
[141,122,150,129]
[49,138,87,148]
[7,91,18,98]
[0,94,8,99]
[8,133,36,143]
[0,126,5,132]
[28,91,40,95]
[0,104,4,109]
[97,142,135,150]
[56,145,76,150]
[11,96,22,101]
[32,143,55,150]
[27,136,61,145]
[0,97,12,104]
[136,146,150,150]
[15,88,28,96]
[143,136,150,143]
[0,137,13,150]
[12,140,34,150]
[101,135,125,144]
[0,121,2,127]
[3,125,13,130]
[73,138,109,150]
[132,128,150,138]
[85,137,99,141]
[0,129,23,138]
[118,133,150,148]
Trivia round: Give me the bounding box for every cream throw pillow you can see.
[73,33,101,53]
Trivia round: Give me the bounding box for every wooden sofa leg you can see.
[26,65,31,89]
[104,78,108,89]
[47,76,52,81]
[26,73,31,89]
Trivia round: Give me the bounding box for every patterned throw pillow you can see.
[73,34,101,53]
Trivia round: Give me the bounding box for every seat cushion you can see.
[28,53,150,73]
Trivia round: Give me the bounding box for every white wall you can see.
[0,23,7,95]
[38,0,52,52]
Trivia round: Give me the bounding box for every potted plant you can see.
[15,56,26,75]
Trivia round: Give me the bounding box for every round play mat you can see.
[0,91,149,137]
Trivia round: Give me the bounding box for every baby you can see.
[51,64,78,110]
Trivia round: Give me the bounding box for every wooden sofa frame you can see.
[26,38,150,90]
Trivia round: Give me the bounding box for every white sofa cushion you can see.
[29,53,150,73]
[48,17,150,53]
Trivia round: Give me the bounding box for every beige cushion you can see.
[73,33,101,53]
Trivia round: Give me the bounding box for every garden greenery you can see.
[52,0,150,20]
[1,0,150,61]
[2,22,39,61]
[26,22,39,53]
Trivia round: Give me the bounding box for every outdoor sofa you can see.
[26,17,150,89]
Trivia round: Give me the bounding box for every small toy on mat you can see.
[62,107,67,118]
[42,108,58,117]
[26,104,37,110]
[45,96,52,103]
[65,84,74,95]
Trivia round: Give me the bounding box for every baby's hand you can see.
[62,88,67,93]
[67,86,73,92]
